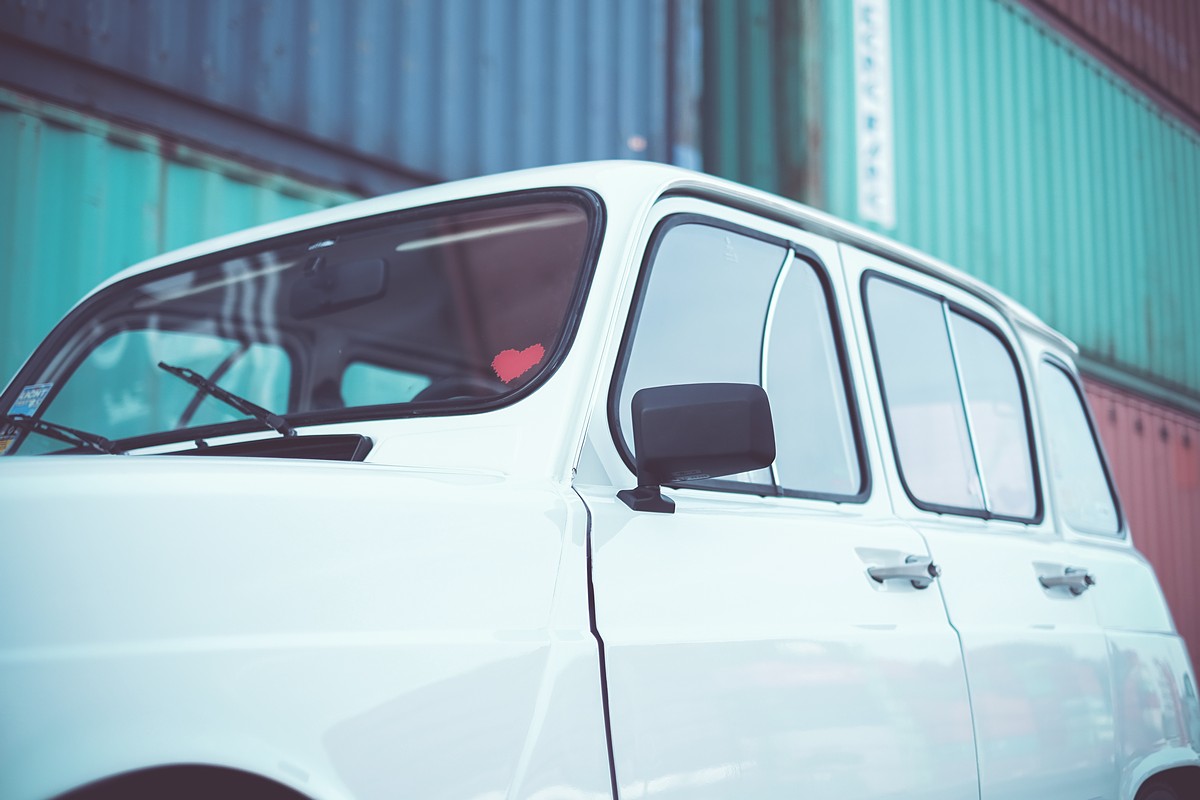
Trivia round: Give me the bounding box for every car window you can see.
[1,192,600,454]
[949,311,1037,518]
[865,275,1038,520]
[40,330,291,445]
[764,256,864,497]
[618,221,783,488]
[616,217,865,499]
[866,279,983,509]
[1038,361,1121,534]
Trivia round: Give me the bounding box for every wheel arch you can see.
[52,763,313,800]
[1135,765,1200,800]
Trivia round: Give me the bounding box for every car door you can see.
[840,243,1118,800]
[574,198,978,799]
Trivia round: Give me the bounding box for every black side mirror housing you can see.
[618,383,776,513]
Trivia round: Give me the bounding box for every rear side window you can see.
[613,217,865,499]
[864,275,1039,521]
[1037,362,1121,534]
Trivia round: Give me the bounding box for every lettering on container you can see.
[853,0,896,229]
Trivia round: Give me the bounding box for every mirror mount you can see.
[618,383,775,514]
[617,484,677,514]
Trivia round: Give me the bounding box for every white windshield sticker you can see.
[9,383,53,416]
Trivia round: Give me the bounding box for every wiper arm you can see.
[157,361,297,437]
[2,414,125,455]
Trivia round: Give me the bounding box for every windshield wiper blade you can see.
[2,414,125,455]
[157,361,297,437]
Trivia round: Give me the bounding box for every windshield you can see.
[1,190,601,455]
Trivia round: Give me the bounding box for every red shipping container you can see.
[1085,378,1200,670]
[1024,0,1200,128]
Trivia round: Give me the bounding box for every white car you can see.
[2,162,1197,800]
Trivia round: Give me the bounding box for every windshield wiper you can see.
[2,414,125,455]
[157,361,297,437]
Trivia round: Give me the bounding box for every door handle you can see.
[868,555,942,590]
[1039,567,1095,595]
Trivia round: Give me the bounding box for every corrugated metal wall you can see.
[820,0,1200,400]
[1087,377,1200,670]
[0,0,674,180]
[1023,0,1200,128]
[0,88,355,385]
[701,0,822,203]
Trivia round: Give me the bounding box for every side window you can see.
[1037,361,1121,534]
[948,312,1037,518]
[865,276,1038,520]
[764,257,864,496]
[618,222,784,488]
[615,217,865,499]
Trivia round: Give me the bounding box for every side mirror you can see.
[618,383,776,513]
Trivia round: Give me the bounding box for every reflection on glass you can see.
[948,312,1036,518]
[867,279,983,509]
[1038,362,1120,534]
[4,196,595,452]
[764,259,862,496]
[620,223,788,488]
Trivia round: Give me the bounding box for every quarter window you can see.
[764,255,863,496]
[865,276,1038,520]
[1037,362,1120,534]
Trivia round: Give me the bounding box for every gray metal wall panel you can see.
[0,0,672,180]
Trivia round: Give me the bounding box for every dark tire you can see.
[55,765,310,800]
[1136,780,1180,800]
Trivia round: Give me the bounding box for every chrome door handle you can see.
[1039,567,1096,595]
[868,555,942,590]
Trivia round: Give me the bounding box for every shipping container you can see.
[1087,377,1200,672]
[700,0,822,203]
[1022,0,1200,129]
[0,88,356,384]
[814,0,1200,401]
[0,0,683,184]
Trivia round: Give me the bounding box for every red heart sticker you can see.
[491,343,546,384]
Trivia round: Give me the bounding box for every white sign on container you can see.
[853,0,896,229]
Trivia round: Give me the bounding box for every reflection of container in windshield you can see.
[133,258,295,308]
[394,210,583,253]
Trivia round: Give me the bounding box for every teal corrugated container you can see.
[818,0,1200,399]
[0,89,357,386]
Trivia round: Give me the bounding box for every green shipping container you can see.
[0,89,357,385]
[823,0,1200,399]
[706,0,1200,402]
